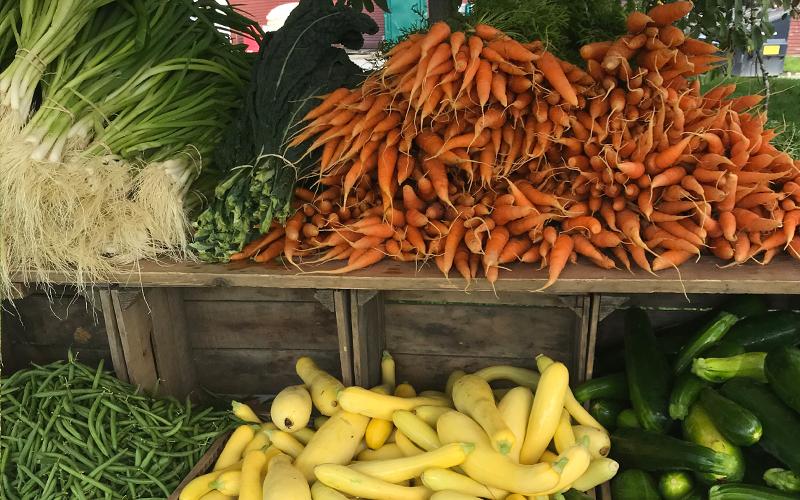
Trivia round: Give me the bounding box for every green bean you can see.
[140,468,171,497]
[92,360,105,389]
[188,406,213,425]
[109,406,118,451]
[59,464,116,496]
[139,446,156,470]
[51,441,96,471]
[39,460,61,499]
[54,421,89,451]
[2,475,22,500]
[16,464,46,490]
[88,394,110,457]
[100,398,125,414]
[69,484,89,500]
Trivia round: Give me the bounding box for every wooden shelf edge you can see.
[10,254,800,294]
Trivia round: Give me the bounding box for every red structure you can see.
[789,17,800,56]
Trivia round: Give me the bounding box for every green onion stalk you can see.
[0,0,262,296]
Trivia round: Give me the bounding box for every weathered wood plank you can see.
[385,290,581,307]
[351,290,385,388]
[573,296,592,385]
[99,288,129,382]
[13,255,800,294]
[147,288,198,399]
[112,289,158,390]
[334,290,354,386]
[184,300,339,350]
[383,303,576,359]
[193,349,342,395]
[183,288,319,302]
[8,344,112,372]
[3,294,108,349]
[585,294,601,381]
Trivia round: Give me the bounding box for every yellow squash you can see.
[358,443,406,461]
[337,386,452,420]
[572,425,612,460]
[452,374,516,456]
[263,453,311,500]
[293,409,370,482]
[571,457,619,491]
[296,357,345,416]
[241,429,270,457]
[214,425,256,470]
[497,386,534,463]
[419,467,509,499]
[265,429,305,458]
[208,470,241,496]
[414,406,454,427]
[238,449,267,500]
[313,416,329,430]
[197,491,233,500]
[445,370,466,397]
[349,442,473,483]
[429,491,482,500]
[271,385,313,432]
[293,427,316,445]
[504,495,526,500]
[232,401,261,423]
[419,390,447,398]
[393,410,441,451]
[519,360,569,465]
[310,481,350,500]
[553,409,576,454]
[366,418,394,449]
[394,383,417,398]
[537,355,607,433]
[536,437,592,496]
[314,464,434,500]
[437,411,561,495]
[395,430,425,457]
[474,366,540,390]
[379,351,397,394]
[539,450,559,462]
[179,463,241,500]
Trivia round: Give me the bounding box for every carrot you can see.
[611,245,632,272]
[538,51,579,107]
[403,185,427,212]
[443,219,467,277]
[406,209,429,228]
[652,250,693,271]
[315,246,387,274]
[679,37,718,56]
[520,245,543,263]
[655,137,692,170]
[789,239,800,260]
[623,242,652,273]
[516,181,564,210]
[562,216,602,234]
[423,158,452,205]
[733,207,782,232]
[498,237,533,264]
[458,36,485,96]
[617,210,647,248]
[450,31,466,59]
[253,237,287,263]
[475,24,510,42]
[405,226,426,254]
[454,244,472,285]
[539,233,574,291]
[301,88,353,122]
[590,230,622,248]
[464,227,485,254]
[724,94,764,112]
[483,226,510,268]
[709,237,735,260]
[626,12,653,34]
[580,41,614,62]
[378,142,398,206]
[491,205,536,226]
[476,59,493,107]
[657,220,705,247]
[783,210,800,246]
[572,234,606,262]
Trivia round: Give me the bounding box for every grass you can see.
[784,55,800,73]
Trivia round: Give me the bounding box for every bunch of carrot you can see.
[231,0,800,289]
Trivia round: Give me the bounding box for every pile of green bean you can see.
[1,354,238,500]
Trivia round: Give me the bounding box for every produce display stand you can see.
[6,259,800,500]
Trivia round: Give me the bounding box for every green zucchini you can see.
[609,427,738,476]
[764,346,800,414]
[625,307,674,433]
[617,408,641,428]
[692,352,768,383]
[682,401,745,484]
[656,295,768,338]
[659,335,692,356]
[562,489,594,500]
[669,342,748,420]
[765,469,800,493]
[699,388,762,446]
[719,378,800,475]
[680,489,709,500]
[589,398,625,431]
[574,372,629,403]
[669,372,711,421]
[659,471,694,500]
[612,469,663,500]
[724,311,800,352]
[673,312,739,374]
[709,483,800,499]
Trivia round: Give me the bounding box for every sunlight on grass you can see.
[784,55,800,73]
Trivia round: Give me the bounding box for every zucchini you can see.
[673,312,739,374]
[699,388,762,446]
[669,342,747,420]
[682,401,745,484]
[680,488,708,500]
[659,335,692,356]
[574,372,629,403]
[609,427,738,476]
[692,352,768,383]
[709,484,800,499]
[617,409,640,428]
[719,378,800,475]
[589,398,625,432]
[724,311,800,352]
[625,307,674,433]
[562,489,594,500]
[612,469,663,500]
[764,346,800,414]
[659,471,694,500]
[765,469,800,493]
[669,372,711,421]
[656,295,768,338]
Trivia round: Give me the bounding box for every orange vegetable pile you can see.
[232,1,800,288]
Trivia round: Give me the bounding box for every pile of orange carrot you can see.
[231,0,800,289]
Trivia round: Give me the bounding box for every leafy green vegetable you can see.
[192,0,378,262]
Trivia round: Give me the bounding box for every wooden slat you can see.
[147,288,198,399]
[184,300,338,350]
[7,344,112,371]
[14,255,800,294]
[111,289,158,390]
[351,290,385,388]
[384,290,581,307]
[182,288,319,302]
[585,293,602,381]
[3,294,109,349]
[334,290,354,386]
[572,295,592,385]
[99,288,129,382]
[193,348,342,395]
[168,431,231,500]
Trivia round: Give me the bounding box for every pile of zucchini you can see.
[573,296,800,500]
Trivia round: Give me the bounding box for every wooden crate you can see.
[349,290,598,391]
